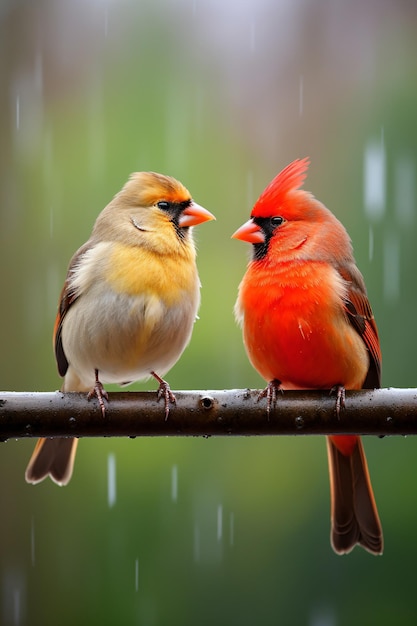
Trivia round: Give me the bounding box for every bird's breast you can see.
[237,260,369,389]
[107,242,199,306]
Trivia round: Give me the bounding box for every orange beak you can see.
[232,219,265,244]
[179,202,216,227]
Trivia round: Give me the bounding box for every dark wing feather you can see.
[53,242,91,377]
[338,262,381,389]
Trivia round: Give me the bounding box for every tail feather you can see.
[327,436,383,555]
[25,369,89,486]
[25,438,78,486]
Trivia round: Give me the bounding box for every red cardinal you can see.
[233,158,383,554]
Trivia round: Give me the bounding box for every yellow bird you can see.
[25,172,215,486]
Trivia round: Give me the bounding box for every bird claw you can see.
[151,371,176,421]
[258,379,282,416]
[330,385,345,418]
[88,371,108,417]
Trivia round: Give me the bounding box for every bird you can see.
[232,158,383,555]
[25,172,215,486]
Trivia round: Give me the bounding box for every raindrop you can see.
[363,132,386,221]
[368,225,374,261]
[309,606,337,626]
[15,96,20,131]
[217,504,223,542]
[14,590,20,625]
[171,464,178,502]
[383,231,400,302]
[299,74,304,117]
[134,558,139,592]
[394,154,415,227]
[11,54,44,155]
[107,453,116,508]
[2,569,26,625]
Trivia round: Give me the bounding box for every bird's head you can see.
[232,158,351,263]
[93,172,215,254]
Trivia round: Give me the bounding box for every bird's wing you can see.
[339,263,381,389]
[53,242,91,377]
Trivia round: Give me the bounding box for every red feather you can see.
[252,157,310,218]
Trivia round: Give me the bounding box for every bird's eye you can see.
[271,216,284,227]
[157,201,170,210]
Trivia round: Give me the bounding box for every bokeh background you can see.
[1,0,417,624]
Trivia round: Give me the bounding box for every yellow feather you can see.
[107,241,198,305]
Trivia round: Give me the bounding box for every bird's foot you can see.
[330,384,345,418]
[258,379,282,416]
[88,370,108,416]
[151,371,176,421]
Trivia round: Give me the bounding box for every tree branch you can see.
[0,388,416,440]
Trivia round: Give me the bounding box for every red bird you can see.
[233,158,383,555]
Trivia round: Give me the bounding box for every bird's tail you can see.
[25,438,78,486]
[25,370,89,486]
[327,435,383,555]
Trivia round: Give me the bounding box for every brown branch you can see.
[0,388,416,440]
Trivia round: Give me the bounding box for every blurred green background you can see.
[1,0,417,624]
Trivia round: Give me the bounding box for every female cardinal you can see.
[25,172,215,486]
[233,158,383,555]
